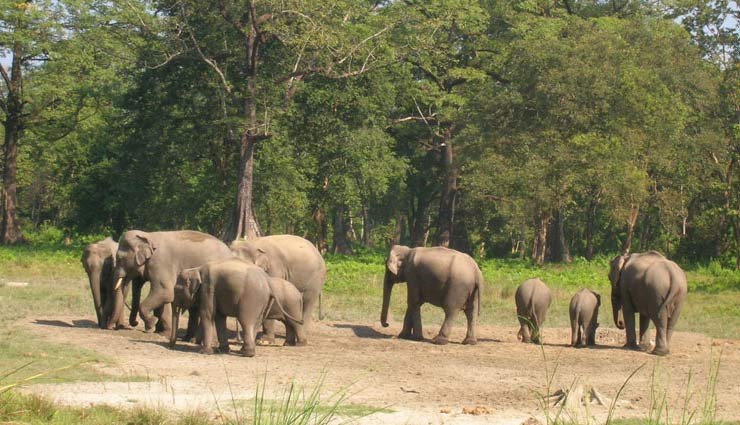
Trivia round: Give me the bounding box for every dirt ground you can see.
[21,315,740,424]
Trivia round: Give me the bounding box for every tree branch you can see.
[188,29,232,94]
[405,58,444,91]
[0,63,10,89]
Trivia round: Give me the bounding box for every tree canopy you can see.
[2,0,739,268]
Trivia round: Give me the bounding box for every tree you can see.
[156,0,394,241]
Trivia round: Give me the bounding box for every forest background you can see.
[1,0,739,270]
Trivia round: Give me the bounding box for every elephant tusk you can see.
[114,277,123,291]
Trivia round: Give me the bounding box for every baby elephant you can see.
[569,288,601,348]
[265,277,307,346]
[173,258,303,357]
[515,278,552,344]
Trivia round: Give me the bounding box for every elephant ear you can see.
[255,248,271,273]
[386,247,402,276]
[134,235,156,266]
[608,255,627,286]
[188,270,203,296]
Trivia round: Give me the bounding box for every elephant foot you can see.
[294,339,308,347]
[129,319,139,328]
[240,347,256,357]
[651,347,670,356]
[623,343,643,351]
[199,347,214,355]
[218,345,231,354]
[432,335,449,345]
[155,328,172,337]
[114,323,132,331]
[462,337,477,346]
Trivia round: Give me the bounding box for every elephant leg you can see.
[433,307,459,345]
[398,308,414,339]
[410,304,423,341]
[517,315,531,343]
[183,306,200,342]
[199,307,215,355]
[621,299,640,350]
[292,323,308,346]
[570,318,579,347]
[652,313,670,356]
[462,305,477,345]
[154,303,172,336]
[258,319,277,345]
[301,288,320,331]
[214,313,230,354]
[666,302,683,349]
[138,289,165,333]
[638,314,651,349]
[239,317,257,358]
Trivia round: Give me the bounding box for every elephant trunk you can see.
[129,278,142,327]
[88,269,105,329]
[107,277,127,330]
[380,271,393,328]
[611,289,624,329]
[169,306,180,349]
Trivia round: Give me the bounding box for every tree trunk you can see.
[1,42,24,245]
[312,207,328,255]
[531,211,549,266]
[225,12,262,242]
[732,217,740,270]
[392,213,403,246]
[435,130,457,247]
[332,205,352,254]
[585,199,597,261]
[410,197,429,248]
[361,204,371,247]
[620,204,639,255]
[554,208,571,263]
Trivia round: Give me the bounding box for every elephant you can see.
[380,245,483,345]
[173,258,304,356]
[608,251,688,356]
[81,237,124,329]
[230,235,325,344]
[515,278,552,344]
[112,230,234,337]
[569,288,601,347]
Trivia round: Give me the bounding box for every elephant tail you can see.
[474,268,484,317]
[266,291,304,326]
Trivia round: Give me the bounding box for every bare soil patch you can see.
[20,316,740,424]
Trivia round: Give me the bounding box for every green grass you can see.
[1,244,739,424]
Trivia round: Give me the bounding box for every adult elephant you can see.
[608,251,688,356]
[112,230,233,336]
[230,235,326,344]
[380,245,483,345]
[82,237,124,329]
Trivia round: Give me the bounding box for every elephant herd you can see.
[82,230,326,357]
[379,245,688,356]
[82,232,688,357]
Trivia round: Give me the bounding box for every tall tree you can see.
[157,0,393,241]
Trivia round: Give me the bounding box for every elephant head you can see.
[230,241,271,273]
[380,245,411,328]
[81,238,117,328]
[608,254,628,330]
[111,231,157,327]
[170,268,202,348]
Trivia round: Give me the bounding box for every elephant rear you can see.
[515,278,552,343]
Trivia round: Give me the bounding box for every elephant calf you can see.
[174,258,303,357]
[265,277,306,346]
[515,278,552,344]
[569,288,601,348]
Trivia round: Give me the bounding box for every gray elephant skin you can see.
[380,245,483,345]
[230,235,325,343]
[515,278,552,344]
[569,288,601,347]
[609,251,687,356]
[112,230,233,336]
[173,258,304,356]
[82,237,124,329]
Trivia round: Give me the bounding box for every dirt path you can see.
[21,316,740,424]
